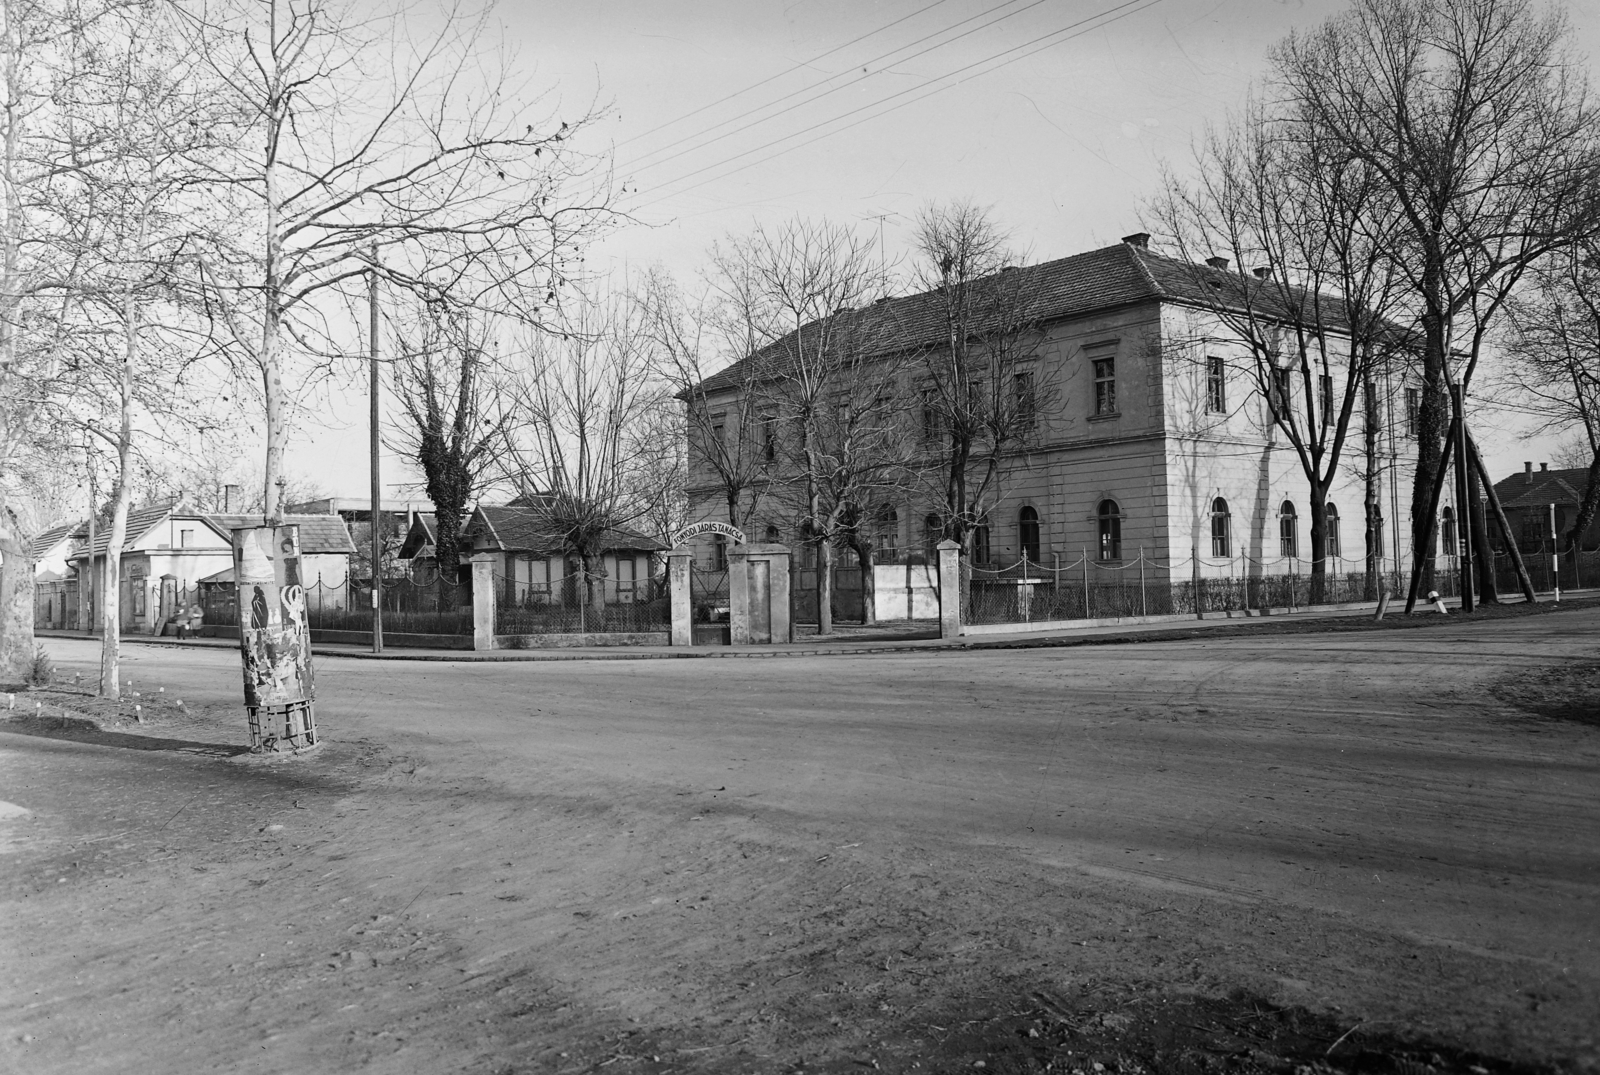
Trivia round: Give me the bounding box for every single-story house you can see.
[205,513,359,588]
[398,505,667,605]
[71,502,236,634]
[1492,462,1600,552]
[30,520,84,629]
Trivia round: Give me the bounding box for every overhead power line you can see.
[633,0,1166,213]
[624,0,1058,175]
[615,0,961,152]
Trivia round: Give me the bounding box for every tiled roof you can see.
[397,515,438,559]
[30,520,82,560]
[694,241,1345,395]
[1493,467,1592,510]
[205,514,358,555]
[75,502,220,557]
[468,505,666,553]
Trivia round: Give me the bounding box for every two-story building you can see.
[684,234,1426,608]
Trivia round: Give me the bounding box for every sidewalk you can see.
[36,591,1547,662]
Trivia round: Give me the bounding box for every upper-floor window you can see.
[1211,497,1232,557]
[1405,387,1420,438]
[920,389,942,445]
[1096,500,1122,561]
[1093,358,1116,415]
[1320,375,1334,428]
[1279,501,1298,558]
[1269,368,1292,420]
[761,415,777,462]
[1019,506,1041,562]
[1326,503,1342,559]
[1014,371,1037,431]
[179,529,194,548]
[1206,357,1227,413]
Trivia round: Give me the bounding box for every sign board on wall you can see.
[234,525,315,709]
[671,520,746,546]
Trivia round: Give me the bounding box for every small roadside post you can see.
[1551,503,1561,604]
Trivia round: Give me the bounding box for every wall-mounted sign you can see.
[671,520,747,547]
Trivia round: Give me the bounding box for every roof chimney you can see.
[1121,232,1150,249]
[1206,256,1230,271]
[1253,266,1272,279]
[1541,462,1549,472]
[1524,461,1533,484]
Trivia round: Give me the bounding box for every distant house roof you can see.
[74,502,232,558]
[397,514,438,559]
[206,514,358,555]
[694,240,1363,396]
[288,497,435,518]
[1493,466,1592,511]
[31,520,82,561]
[466,505,667,555]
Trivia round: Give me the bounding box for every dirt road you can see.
[2,608,1597,1074]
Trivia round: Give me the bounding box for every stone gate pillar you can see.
[937,539,963,640]
[471,552,497,651]
[729,544,790,645]
[668,546,693,647]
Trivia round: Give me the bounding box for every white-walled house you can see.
[684,234,1426,617]
[71,503,236,634]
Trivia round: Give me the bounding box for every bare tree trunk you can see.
[0,519,30,683]
[850,537,876,626]
[1567,447,1600,552]
[816,538,834,636]
[1364,381,1381,600]
[1308,493,1328,604]
[100,297,136,699]
[1467,459,1497,603]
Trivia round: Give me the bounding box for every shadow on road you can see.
[0,719,250,758]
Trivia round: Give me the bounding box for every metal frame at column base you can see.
[247,700,318,753]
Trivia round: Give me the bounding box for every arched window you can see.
[1097,500,1122,561]
[1019,506,1041,563]
[1279,500,1298,559]
[1441,506,1456,556]
[922,514,942,563]
[1326,503,1341,560]
[764,524,781,545]
[972,517,992,565]
[876,507,898,561]
[1210,497,1231,557]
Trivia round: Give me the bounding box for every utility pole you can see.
[369,245,383,654]
[1451,383,1474,612]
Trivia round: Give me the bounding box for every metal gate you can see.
[690,564,729,645]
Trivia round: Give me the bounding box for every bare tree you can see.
[711,218,891,636]
[638,267,772,534]
[499,296,663,618]
[46,0,232,697]
[1271,0,1600,611]
[0,0,81,681]
[388,302,507,602]
[180,0,616,521]
[1503,237,1600,549]
[912,201,1050,588]
[1153,100,1411,602]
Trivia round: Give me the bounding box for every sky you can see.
[286,0,1600,503]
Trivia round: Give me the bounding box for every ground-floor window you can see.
[615,556,636,602]
[1210,498,1231,558]
[971,521,991,565]
[1326,504,1341,560]
[1097,500,1121,561]
[1279,501,1298,559]
[1019,506,1041,563]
